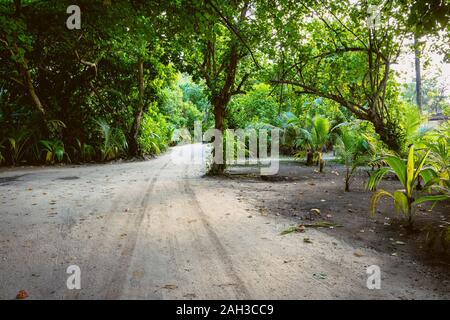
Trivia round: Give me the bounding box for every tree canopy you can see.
[0,0,449,168]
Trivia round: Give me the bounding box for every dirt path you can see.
[0,144,448,299]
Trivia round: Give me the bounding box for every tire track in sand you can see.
[104,160,170,299]
[182,175,251,299]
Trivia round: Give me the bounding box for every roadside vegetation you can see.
[1,1,449,235]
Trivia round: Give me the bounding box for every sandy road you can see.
[0,144,448,299]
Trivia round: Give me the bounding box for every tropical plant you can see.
[40,139,69,163]
[334,127,374,191]
[425,127,450,184]
[8,128,32,165]
[137,110,171,156]
[294,115,331,172]
[0,138,6,165]
[94,119,128,161]
[425,225,450,251]
[401,105,431,151]
[227,83,279,129]
[368,145,449,227]
[276,112,300,154]
[75,138,95,162]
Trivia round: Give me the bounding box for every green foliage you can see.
[0,138,5,164]
[7,127,32,165]
[158,75,205,132]
[291,115,332,171]
[334,125,375,191]
[227,84,279,129]
[138,107,172,156]
[95,119,128,161]
[0,0,448,171]
[396,104,432,152]
[295,116,330,152]
[368,145,449,226]
[178,73,210,118]
[75,139,95,162]
[425,124,450,181]
[40,139,68,163]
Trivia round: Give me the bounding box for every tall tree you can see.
[269,0,413,151]
[407,0,450,113]
[169,0,263,173]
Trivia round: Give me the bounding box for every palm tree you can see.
[335,127,374,191]
[293,115,330,172]
[425,124,450,187]
[94,119,128,161]
[368,145,448,228]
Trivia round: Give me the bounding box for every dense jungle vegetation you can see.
[1,0,449,195]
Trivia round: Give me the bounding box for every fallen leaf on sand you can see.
[16,290,28,299]
[303,221,343,228]
[281,224,305,235]
[163,284,178,290]
[313,272,327,280]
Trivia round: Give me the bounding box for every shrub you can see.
[368,145,449,227]
[0,138,5,165]
[75,138,96,162]
[138,108,172,155]
[40,139,69,163]
[94,119,128,161]
[8,127,32,165]
[334,127,374,191]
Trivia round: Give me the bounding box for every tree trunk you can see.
[306,150,314,166]
[14,0,21,16]
[209,98,226,174]
[407,204,413,230]
[319,156,324,173]
[370,112,402,151]
[129,58,144,156]
[20,67,45,115]
[414,33,422,112]
[345,167,350,192]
